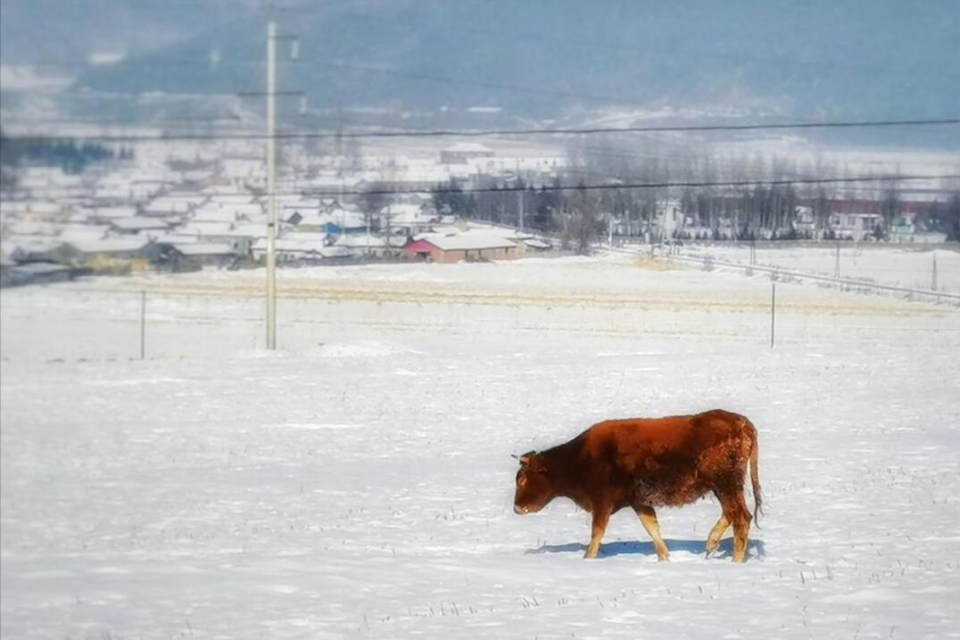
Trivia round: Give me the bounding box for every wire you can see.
[4,118,958,144]
[5,174,956,200]
[339,174,960,197]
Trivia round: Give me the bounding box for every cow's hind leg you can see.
[584,505,612,559]
[705,514,729,557]
[718,490,752,563]
[635,505,669,561]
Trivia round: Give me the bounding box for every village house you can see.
[50,238,165,271]
[383,203,438,238]
[403,231,518,263]
[193,223,266,256]
[285,209,367,235]
[0,261,76,287]
[168,243,239,271]
[333,233,404,257]
[828,211,882,241]
[141,195,198,218]
[251,237,353,264]
[109,217,171,235]
[84,206,139,224]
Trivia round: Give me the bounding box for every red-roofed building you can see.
[403,232,517,263]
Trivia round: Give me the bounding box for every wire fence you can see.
[1,277,957,362]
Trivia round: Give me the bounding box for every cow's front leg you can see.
[584,506,612,559]
[635,505,670,561]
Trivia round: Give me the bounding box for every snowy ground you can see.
[683,244,960,294]
[2,254,960,639]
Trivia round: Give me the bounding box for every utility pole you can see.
[517,189,524,231]
[265,19,278,350]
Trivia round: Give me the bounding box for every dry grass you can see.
[632,255,687,271]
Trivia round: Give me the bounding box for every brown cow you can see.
[514,409,761,562]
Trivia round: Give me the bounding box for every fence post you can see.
[140,290,146,360]
[770,280,776,349]
[932,253,938,292]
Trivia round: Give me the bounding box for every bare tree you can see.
[942,192,960,241]
[564,184,604,254]
[358,182,390,236]
[878,180,902,240]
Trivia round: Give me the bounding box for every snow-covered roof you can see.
[485,227,537,241]
[288,209,367,229]
[252,238,351,258]
[522,239,552,250]
[192,210,239,224]
[181,222,234,236]
[110,217,169,231]
[174,243,236,257]
[426,225,462,236]
[212,223,268,239]
[11,261,73,275]
[418,231,516,252]
[58,225,110,243]
[335,234,388,249]
[18,201,64,215]
[143,198,194,214]
[279,231,325,243]
[87,206,138,219]
[66,238,151,254]
[153,233,199,245]
[6,221,58,236]
[382,203,433,222]
[1,237,62,256]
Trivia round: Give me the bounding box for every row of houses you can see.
[0,225,548,285]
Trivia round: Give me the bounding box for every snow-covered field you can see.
[2,254,960,639]
[685,244,960,294]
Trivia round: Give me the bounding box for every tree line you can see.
[427,140,960,250]
[0,129,132,191]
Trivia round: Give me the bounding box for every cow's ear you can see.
[517,451,536,468]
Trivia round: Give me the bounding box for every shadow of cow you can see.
[526,538,766,560]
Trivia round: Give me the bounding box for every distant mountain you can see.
[3,0,960,143]
[0,0,247,65]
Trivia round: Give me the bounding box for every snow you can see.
[418,231,517,251]
[2,254,959,639]
[686,244,960,293]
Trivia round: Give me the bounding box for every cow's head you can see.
[513,451,553,514]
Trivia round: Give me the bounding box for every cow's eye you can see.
[518,475,526,486]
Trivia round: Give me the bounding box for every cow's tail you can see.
[746,418,763,527]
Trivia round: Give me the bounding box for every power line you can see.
[5,118,958,144]
[335,174,960,198]
[6,174,956,200]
